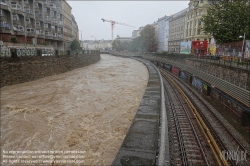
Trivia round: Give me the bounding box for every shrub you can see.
[10,36,18,43]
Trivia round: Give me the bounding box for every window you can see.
[187,22,189,28]
[198,19,202,26]
[56,13,60,18]
[12,14,19,20]
[50,11,54,16]
[51,25,55,30]
[194,28,196,35]
[199,10,203,15]
[36,21,40,26]
[197,28,200,35]
[43,7,47,13]
[190,21,192,28]
[44,23,48,28]
[189,29,192,36]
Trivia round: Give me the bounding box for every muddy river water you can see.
[1,54,149,165]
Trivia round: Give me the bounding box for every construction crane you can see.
[101,18,136,40]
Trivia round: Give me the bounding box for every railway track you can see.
[162,69,211,165]
[159,67,250,166]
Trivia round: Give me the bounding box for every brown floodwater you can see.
[1,54,149,165]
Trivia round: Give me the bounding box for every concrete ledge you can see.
[110,54,161,165]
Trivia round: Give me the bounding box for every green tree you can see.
[139,24,156,52]
[112,39,122,51]
[70,39,81,50]
[10,36,18,43]
[201,0,250,44]
[128,36,141,52]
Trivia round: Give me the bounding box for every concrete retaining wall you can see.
[109,52,162,165]
[0,54,100,87]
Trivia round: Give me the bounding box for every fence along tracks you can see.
[160,68,228,166]
[160,67,250,166]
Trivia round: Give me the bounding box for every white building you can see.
[132,27,144,38]
[157,15,170,53]
[81,40,112,50]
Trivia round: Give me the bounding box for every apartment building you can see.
[62,0,73,50]
[0,0,64,52]
[71,14,78,41]
[157,15,170,53]
[169,8,188,53]
[184,0,212,42]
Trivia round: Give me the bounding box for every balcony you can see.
[26,28,36,37]
[11,4,21,10]
[0,22,10,28]
[55,7,62,12]
[24,9,34,17]
[25,21,32,26]
[34,3,39,8]
[51,19,57,24]
[12,18,21,24]
[35,13,43,19]
[56,20,63,26]
[36,30,45,38]
[43,16,51,23]
[45,32,52,39]
[0,0,7,6]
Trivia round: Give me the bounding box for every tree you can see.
[70,39,81,50]
[139,24,156,52]
[128,36,141,52]
[112,39,122,51]
[201,0,250,44]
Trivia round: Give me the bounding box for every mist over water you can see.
[1,54,149,165]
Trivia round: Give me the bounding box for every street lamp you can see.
[239,32,245,58]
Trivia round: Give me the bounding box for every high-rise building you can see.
[0,0,79,54]
[0,0,65,52]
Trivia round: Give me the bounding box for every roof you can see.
[171,7,188,20]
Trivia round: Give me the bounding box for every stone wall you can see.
[0,54,100,88]
[184,59,250,90]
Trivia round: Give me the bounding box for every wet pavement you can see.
[1,54,149,165]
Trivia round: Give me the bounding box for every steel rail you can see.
[160,69,229,166]
[162,73,209,165]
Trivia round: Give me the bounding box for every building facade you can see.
[157,15,170,53]
[0,0,65,52]
[169,8,188,53]
[71,14,78,41]
[184,0,211,42]
[132,26,143,38]
[62,0,73,50]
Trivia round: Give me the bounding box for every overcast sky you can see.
[67,1,190,40]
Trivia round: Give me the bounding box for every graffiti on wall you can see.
[245,40,250,58]
[192,77,203,92]
[209,38,216,55]
[180,41,192,54]
[216,41,243,57]
[0,46,11,57]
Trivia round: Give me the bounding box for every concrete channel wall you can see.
[0,54,100,88]
[106,52,168,165]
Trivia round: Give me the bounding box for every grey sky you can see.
[67,1,190,40]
